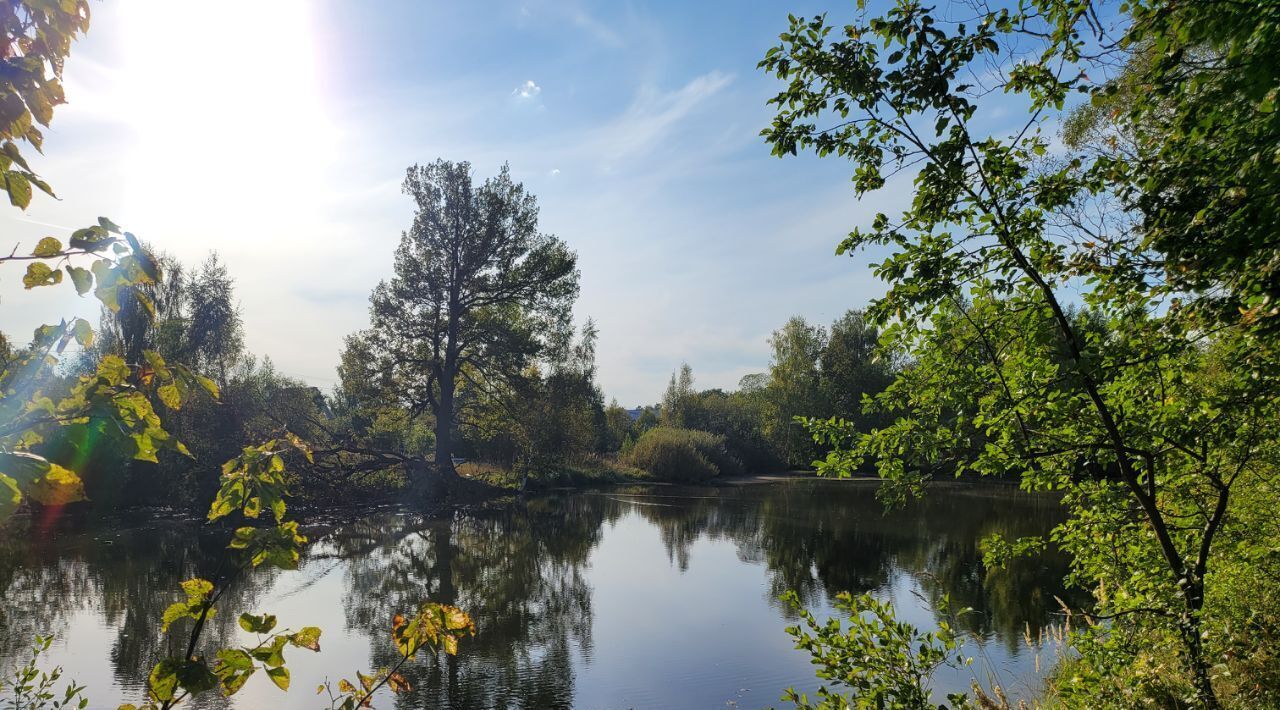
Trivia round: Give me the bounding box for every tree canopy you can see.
[761,0,1280,706]
[352,159,579,483]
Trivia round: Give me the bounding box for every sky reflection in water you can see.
[0,479,1081,709]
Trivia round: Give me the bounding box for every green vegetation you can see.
[0,4,473,707]
[4,0,1280,706]
[760,0,1280,706]
[623,426,740,482]
[0,636,86,710]
[338,159,579,489]
[781,591,971,710]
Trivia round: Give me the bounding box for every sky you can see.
[0,0,1018,406]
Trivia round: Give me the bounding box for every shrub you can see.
[624,427,742,481]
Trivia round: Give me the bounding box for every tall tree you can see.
[660,362,695,428]
[820,310,894,432]
[761,1,1280,705]
[359,160,579,482]
[765,316,827,466]
[183,253,243,383]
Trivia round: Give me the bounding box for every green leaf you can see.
[0,451,57,487]
[124,232,160,281]
[97,355,130,385]
[25,463,86,506]
[266,666,290,691]
[238,612,277,634]
[6,170,32,209]
[214,648,253,671]
[22,262,61,288]
[174,660,218,695]
[249,635,289,668]
[32,236,62,257]
[157,383,181,410]
[71,318,94,347]
[0,452,86,507]
[133,289,157,318]
[162,578,215,631]
[148,660,180,702]
[66,265,93,295]
[181,577,213,598]
[0,474,21,520]
[69,225,113,251]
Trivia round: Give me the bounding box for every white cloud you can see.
[549,168,561,176]
[513,79,542,99]
[588,71,734,169]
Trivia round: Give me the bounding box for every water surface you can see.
[0,479,1079,709]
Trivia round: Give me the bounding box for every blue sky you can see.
[1,0,987,405]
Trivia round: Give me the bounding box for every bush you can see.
[624,427,743,481]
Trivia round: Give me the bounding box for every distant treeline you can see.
[9,233,904,507]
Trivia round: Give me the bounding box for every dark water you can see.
[0,479,1081,709]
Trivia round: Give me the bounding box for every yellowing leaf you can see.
[6,170,32,209]
[388,672,411,693]
[97,355,130,385]
[32,236,62,257]
[285,431,313,463]
[181,578,214,598]
[157,383,181,410]
[22,262,61,288]
[25,464,86,506]
[0,474,21,520]
[291,626,322,652]
[266,666,290,691]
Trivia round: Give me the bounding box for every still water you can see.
[0,479,1079,709]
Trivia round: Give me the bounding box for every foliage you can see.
[318,602,475,710]
[680,386,778,473]
[0,9,475,710]
[760,0,1280,706]
[624,426,740,482]
[601,399,634,453]
[120,438,316,710]
[820,310,894,434]
[485,319,606,476]
[660,362,695,427]
[0,0,89,209]
[0,636,86,710]
[351,159,579,482]
[780,591,971,710]
[72,249,336,509]
[764,317,827,467]
[0,220,207,521]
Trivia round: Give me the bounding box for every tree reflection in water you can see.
[0,480,1081,708]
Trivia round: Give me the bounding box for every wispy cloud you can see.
[567,7,623,47]
[592,71,734,167]
[513,79,542,99]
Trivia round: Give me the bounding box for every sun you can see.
[114,0,338,249]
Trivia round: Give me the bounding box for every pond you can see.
[0,478,1082,709]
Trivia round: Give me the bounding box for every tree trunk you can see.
[433,370,460,482]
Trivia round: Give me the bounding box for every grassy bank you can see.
[457,456,651,491]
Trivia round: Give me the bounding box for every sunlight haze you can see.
[0,0,889,404]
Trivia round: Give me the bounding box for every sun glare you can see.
[116,0,337,248]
